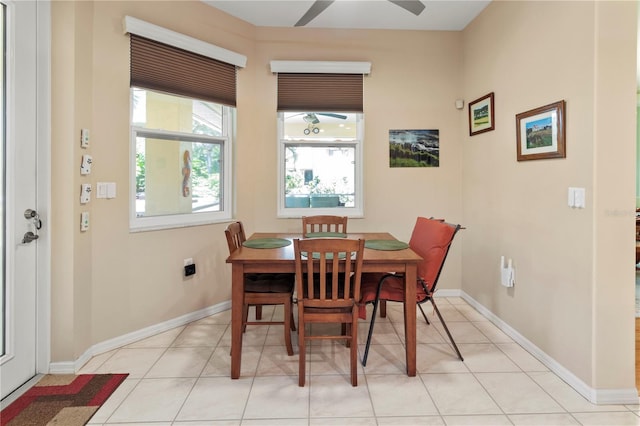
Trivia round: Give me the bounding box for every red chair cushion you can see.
[409,217,456,293]
[358,218,456,319]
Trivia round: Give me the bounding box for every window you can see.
[124,17,246,231]
[272,61,369,218]
[130,89,232,231]
[278,112,363,217]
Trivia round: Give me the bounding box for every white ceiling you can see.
[203,0,491,31]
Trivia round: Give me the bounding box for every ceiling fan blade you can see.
[388,0,426,16]
[317,113,347,120]
[295,0,335,27]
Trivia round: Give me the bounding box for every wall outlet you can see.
[500,256,515,288]
[80,183,92,204]
[80,211,89,232]
[184,263,196,277]
[80,154,93,175]
[80,128,90,148]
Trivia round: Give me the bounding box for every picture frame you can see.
[389,129,439,168]
[516,100,566,161]
[468,92,495,136]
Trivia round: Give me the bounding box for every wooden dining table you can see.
[225,232,423,379]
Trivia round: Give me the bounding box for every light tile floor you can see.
[82,297,640,425]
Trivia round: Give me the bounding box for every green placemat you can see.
[305,232,347,238]
[243,238,291,249]
[365,239,409,251]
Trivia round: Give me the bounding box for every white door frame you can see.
[34,0,51,380]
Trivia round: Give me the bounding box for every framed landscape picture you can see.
[389,129,439,168]
[468,92,495,136]
[516,100,566,161]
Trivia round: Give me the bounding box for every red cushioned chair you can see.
[360,217,464,366]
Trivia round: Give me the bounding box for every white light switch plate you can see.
[574,188,585,208]
[96,182,107,199]
[568,187,586,209]
[107,182,116,199]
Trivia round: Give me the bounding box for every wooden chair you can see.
[293,237,365,386]
[302,215,348,237]
[225,221,296,356]
[359,217,464,366]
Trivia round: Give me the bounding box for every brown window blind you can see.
[277,73,363,112]
[130,34,237,107]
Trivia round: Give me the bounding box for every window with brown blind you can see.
[276,73,363,112]
[275,71,365,218]
[129,34,238,107]
[126,20,239,230]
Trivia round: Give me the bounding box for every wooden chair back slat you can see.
[302,215,348,237]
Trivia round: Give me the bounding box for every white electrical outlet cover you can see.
[80,211,90,231]
[80,183,92,204]
[81,128,90,148]
[80,154,92,175]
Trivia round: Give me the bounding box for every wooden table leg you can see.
[231,263,244,379]
[404,263,417,376]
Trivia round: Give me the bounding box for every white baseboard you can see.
[50,292,639,405]
[436,288,639,405]
[48,300,231,374]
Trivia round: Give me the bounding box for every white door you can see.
[0,0,40,400]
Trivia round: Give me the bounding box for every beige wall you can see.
[50,1,463,361]
[591,0,637,390]
[49,0,636,393]
[462,0,636,390]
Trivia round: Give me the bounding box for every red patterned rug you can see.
[1,373,128,426]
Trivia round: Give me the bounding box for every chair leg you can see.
[362,275,388,366]
[298,309,306,387]
[362,298,380,366]
[231,304,250,356]
[255,305,263,320]
[350,315,357,386]
[290,299,296,331]
[290,311,296,331]
[380,300,387,318]
[417,303,431,325]
[342,323,349,347]
[242,304,249,333]
[284,299,294,356]
[431,298,464,361]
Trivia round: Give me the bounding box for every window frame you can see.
[124,17,245,232]
[277,112,364,218]
[129,101,233,232]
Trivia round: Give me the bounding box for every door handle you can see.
[22,231,39,244]
[24,208,42,230]
[23,209,42,244]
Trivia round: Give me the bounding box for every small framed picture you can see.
[468,92,495,136]
[516,100,566,161]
